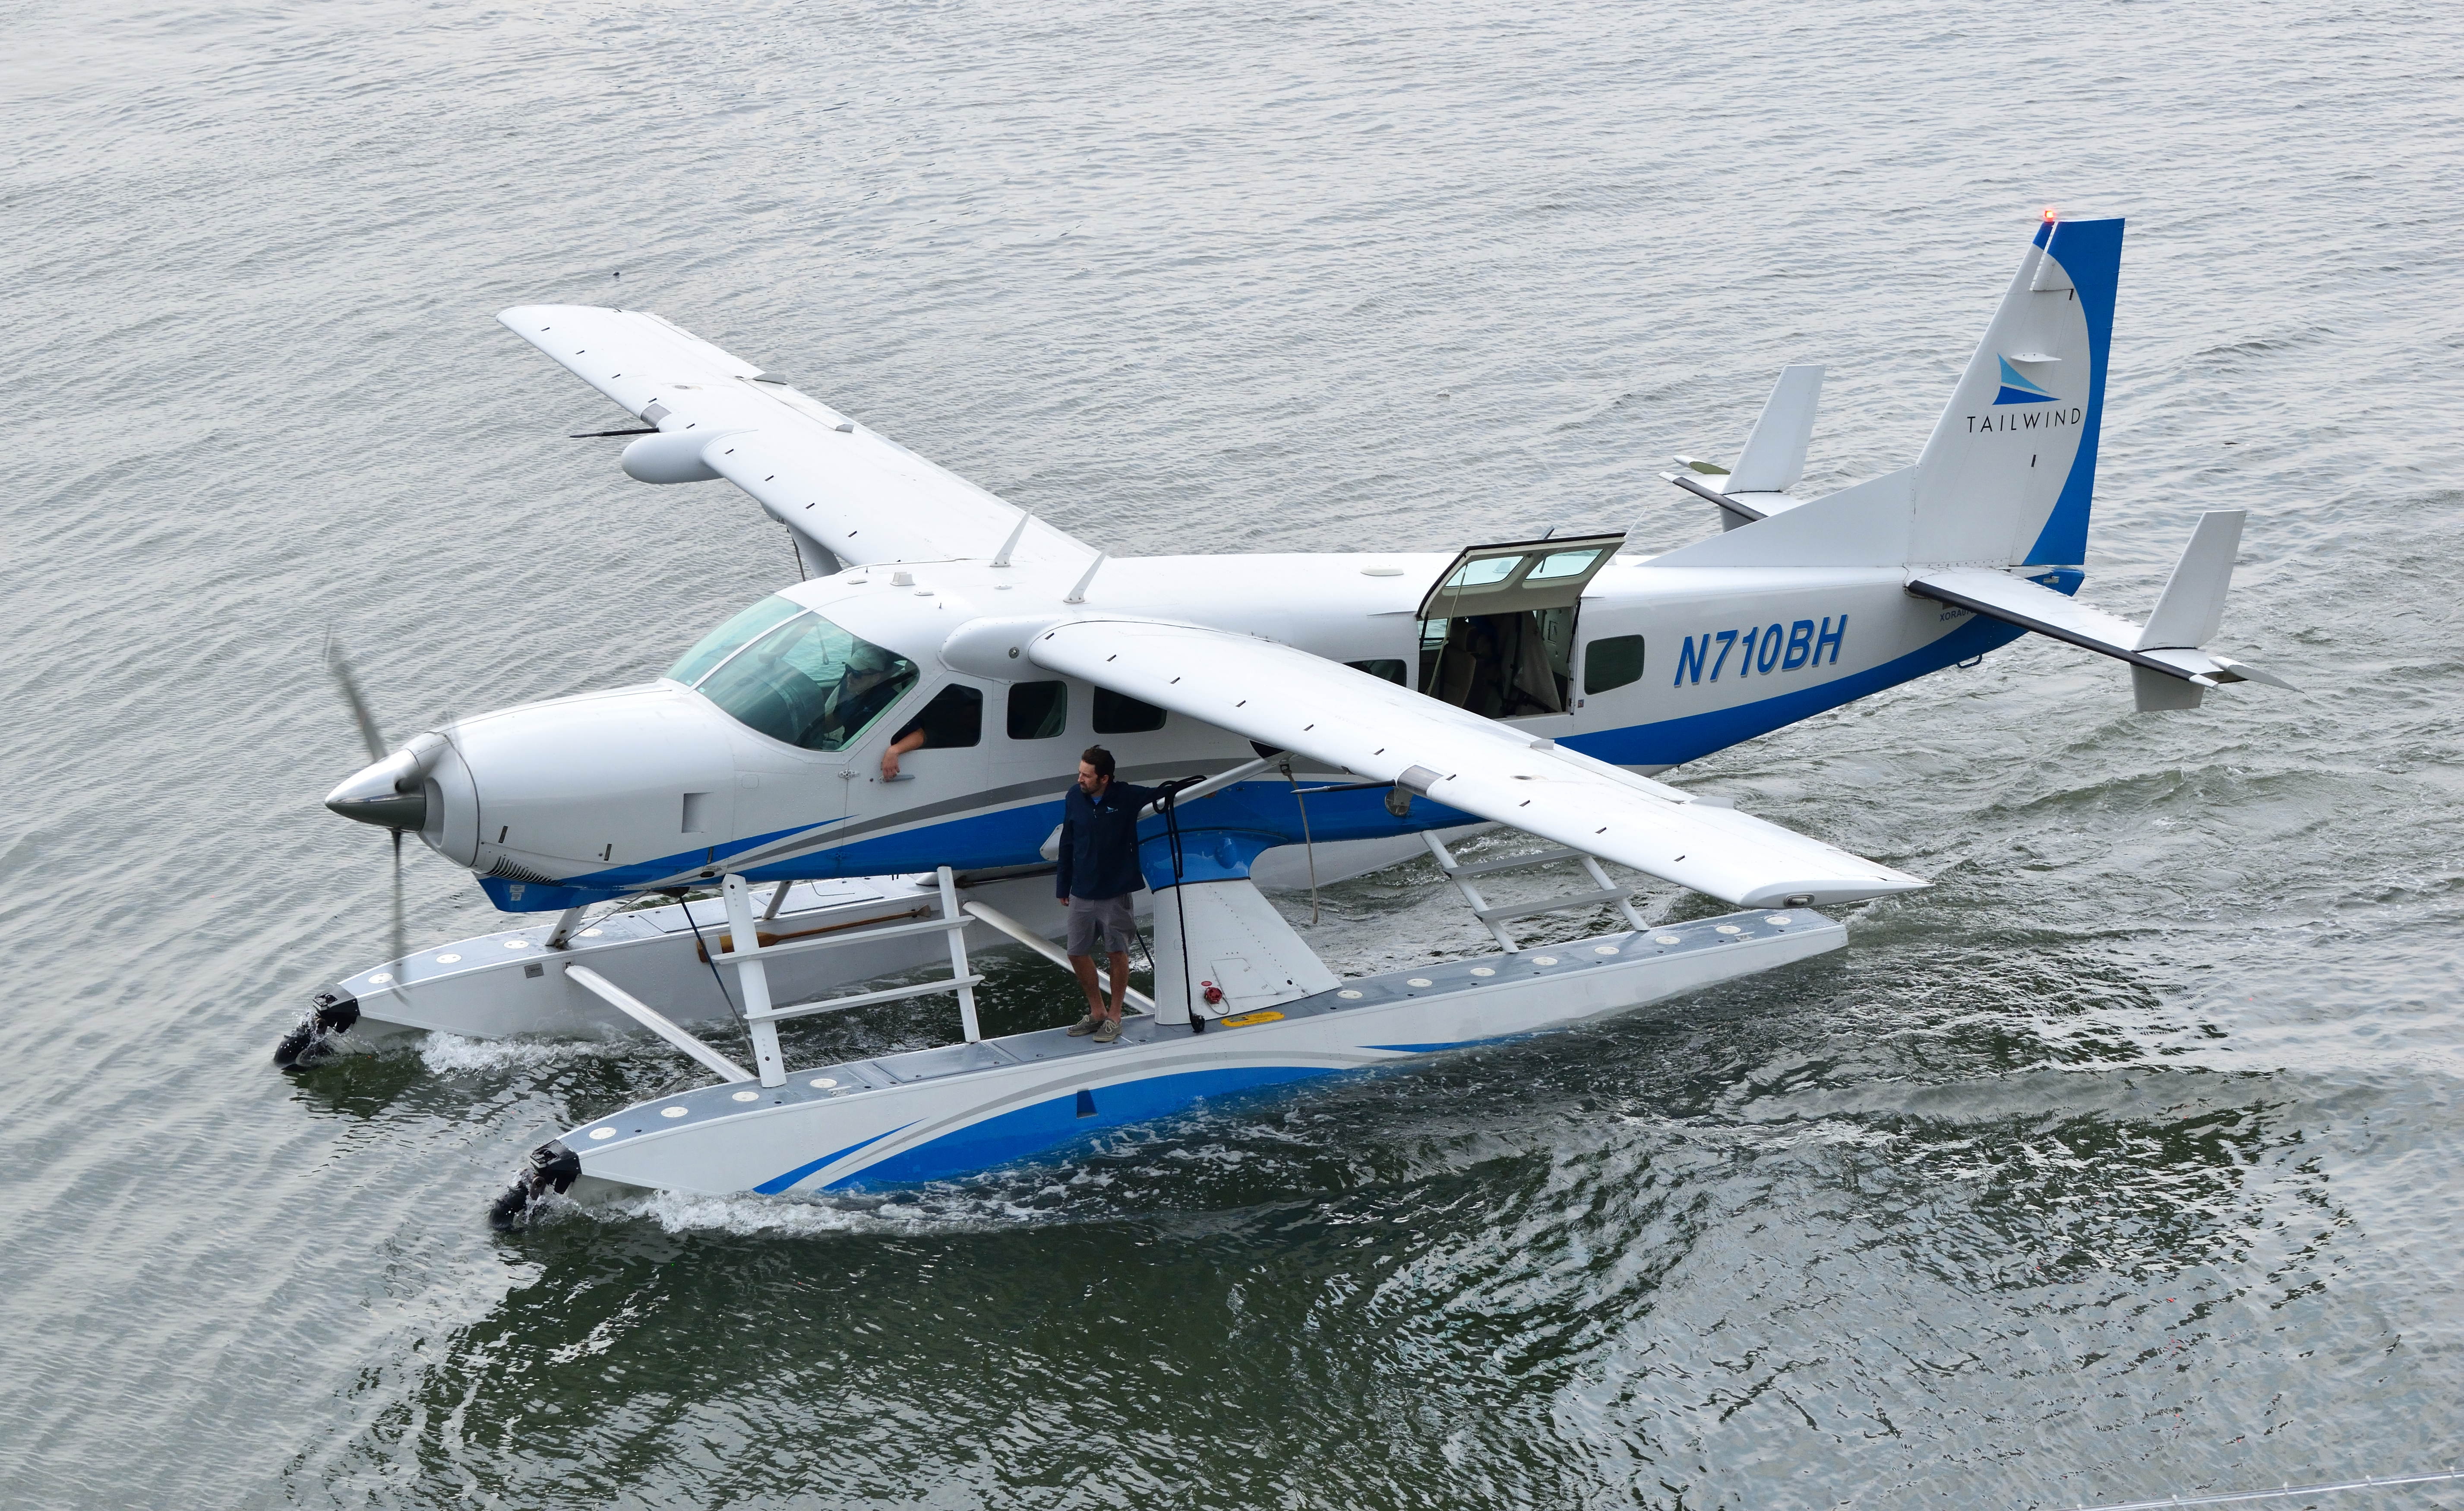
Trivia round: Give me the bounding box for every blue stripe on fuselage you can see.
[1566,612,2024,768]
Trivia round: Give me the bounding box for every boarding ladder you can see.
[1420,831,1648,952]
[563,867,985,1088]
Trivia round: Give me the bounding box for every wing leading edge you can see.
[497,305,1092,570]
[1027,617,1926,909]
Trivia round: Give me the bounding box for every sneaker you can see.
[1067,1014,1101,1037]
[1092,1018,1122,1044]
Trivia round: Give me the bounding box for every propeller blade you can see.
[391,827,408,971]
[325,634,388,763]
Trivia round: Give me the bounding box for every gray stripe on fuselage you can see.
[725,756,1261,871]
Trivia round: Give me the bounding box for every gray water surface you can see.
[6,1,2463,1506]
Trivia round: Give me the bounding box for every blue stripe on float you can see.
[755,1120,917,1195]
[1364,1041,1494,1053]
[824,1065,1338,1190]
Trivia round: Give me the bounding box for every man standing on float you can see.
[1055,746,1162,1044]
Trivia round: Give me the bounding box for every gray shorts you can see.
[1065,892,1137,956]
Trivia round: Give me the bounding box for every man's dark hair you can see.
[1080,745,1115,779]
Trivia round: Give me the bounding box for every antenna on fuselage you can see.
[1063,551,1107,605]
[992,510,1031,569]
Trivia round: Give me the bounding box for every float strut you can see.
[721,874,788,1086]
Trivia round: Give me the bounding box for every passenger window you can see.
[1346,659,1407,686]
[1583,634,1647,694]
[1007,681,1068,740]
[1093,687,1167,733]
[894,684,983,749]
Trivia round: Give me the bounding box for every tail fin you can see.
[1727,364,1824,494]
[1907,215,2124,567]
[2136,509,2243,652]
[1643,218,2126,573]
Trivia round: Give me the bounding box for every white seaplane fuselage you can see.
[413,549,2021,912]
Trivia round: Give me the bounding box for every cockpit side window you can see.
[684,609,919,752]
[894,684,983,749]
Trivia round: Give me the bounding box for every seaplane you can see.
[289,212,2289,1225]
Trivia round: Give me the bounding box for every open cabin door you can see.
[1415,533,1624,718]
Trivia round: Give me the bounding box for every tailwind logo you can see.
[1993,355,2058,406]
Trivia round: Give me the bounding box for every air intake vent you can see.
[487,857,560,885]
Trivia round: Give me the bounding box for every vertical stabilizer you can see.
[1726,364,1824,494]
[1907,216,2124,568]
[2136,510,2245,650]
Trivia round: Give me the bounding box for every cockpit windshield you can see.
[666,596,919,752]
[666,595,806,688]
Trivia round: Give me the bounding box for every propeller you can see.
[282,635,425,1070]
[322,633,409,975]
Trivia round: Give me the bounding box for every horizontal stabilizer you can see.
[1661,469,1768,528]
[1027,616,1927,908]
[1911,522,2290,709]
[1659,365,1823,531]
[1911,567,2220,683]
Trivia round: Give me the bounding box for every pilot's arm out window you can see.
[895,684,985,749]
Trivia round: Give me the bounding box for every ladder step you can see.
[1453,847,1584,879]
[1472,888,1632,925]
[711,910,967,962]
[750,973,986,1024]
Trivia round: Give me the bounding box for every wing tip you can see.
[1737,875,1929,909]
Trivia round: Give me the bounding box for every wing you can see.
[1028,617,1926,908]
[497,305,1092,569]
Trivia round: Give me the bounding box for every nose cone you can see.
[325,749,429,831]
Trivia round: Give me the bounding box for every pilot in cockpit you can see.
[820,642,911,753]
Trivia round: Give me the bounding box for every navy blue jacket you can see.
[1055,779,1161,901]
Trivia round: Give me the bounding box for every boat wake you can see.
[418,1031,645,1078]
